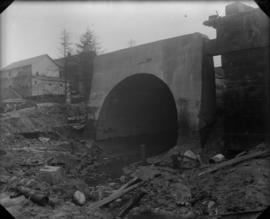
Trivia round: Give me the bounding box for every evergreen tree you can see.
[76,28,99,54]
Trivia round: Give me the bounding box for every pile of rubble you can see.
[0,128,269,219]
[0,105,269,219]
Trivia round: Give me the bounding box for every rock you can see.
[183,150,197,162]
[38,165,63,185]
[116,198,122,203]
[72,191,86,206]
[207,200,218,215]
[209,154,225,163]
[207,200,215,209]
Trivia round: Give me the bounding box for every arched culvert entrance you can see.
[96,73,178,156]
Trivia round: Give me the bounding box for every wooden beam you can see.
[198,149,270,176]
[87,181,144,211]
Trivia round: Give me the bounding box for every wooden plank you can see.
[198,149,270,176]
[88,181,144,211]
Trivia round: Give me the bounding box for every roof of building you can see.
[0,54,58,71]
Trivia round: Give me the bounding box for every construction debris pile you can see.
[0,105,270,219]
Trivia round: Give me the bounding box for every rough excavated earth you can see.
[0,103,67,135]
[0,104,269,219]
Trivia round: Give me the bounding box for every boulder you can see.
[72,190,86,206]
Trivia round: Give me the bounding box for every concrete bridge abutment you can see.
[87,32,216,145]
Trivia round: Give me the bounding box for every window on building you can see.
[49,83,52,86]
[34,80,37,84]
[36,71,39,76]
[214,55,222,67]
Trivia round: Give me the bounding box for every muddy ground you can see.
[0,104,269,219]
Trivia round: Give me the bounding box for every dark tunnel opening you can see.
[95,73,178,158]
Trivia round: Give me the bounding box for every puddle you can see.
[97,131,177,157]
[86,131,177,185]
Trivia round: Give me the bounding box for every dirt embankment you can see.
[0,103,67,136]
[0,102,88,136]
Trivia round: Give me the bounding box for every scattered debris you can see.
[198,147,270,176]
[88,181,144,211]
[0,104,269,218]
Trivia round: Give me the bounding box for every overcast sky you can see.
[0,0,258,67]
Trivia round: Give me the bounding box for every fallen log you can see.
[15,186,49,206]
[198,149,270,176]
[115,191,146,219]
[88,181,144,211]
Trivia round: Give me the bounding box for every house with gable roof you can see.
[0,54,66,100]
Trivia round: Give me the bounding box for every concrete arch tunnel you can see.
[95,73,178,142]
[88,33,216,149]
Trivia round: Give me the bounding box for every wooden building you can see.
[0,54,65,100]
